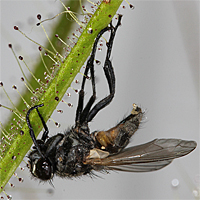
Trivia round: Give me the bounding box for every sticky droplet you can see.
[12,156,16,160]
[87,28,93,34]
[55,122,60,128]
[171,179,179,187]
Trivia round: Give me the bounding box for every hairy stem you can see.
[0,0,123,193]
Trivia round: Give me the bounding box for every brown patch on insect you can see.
[58,157,63,162]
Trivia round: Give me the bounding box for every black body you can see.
[26,15,196,182]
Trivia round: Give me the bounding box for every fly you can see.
[26,15,197,181]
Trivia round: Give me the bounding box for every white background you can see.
[0,0,199,200]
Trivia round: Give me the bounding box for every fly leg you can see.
[74,15,122,146]
[75,27,110,129]
[87,15,122,122]
[74,26,111,146]
[26,104,48,157]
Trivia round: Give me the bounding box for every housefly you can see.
[26,15,197,181]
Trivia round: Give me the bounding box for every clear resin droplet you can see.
[171,179,179,187]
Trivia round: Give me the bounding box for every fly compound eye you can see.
[32,158,53,181]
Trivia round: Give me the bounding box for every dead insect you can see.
[26,15,196,181]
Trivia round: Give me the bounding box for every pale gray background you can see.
[0,0,199,200]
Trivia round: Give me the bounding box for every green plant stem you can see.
[0,0,123,193]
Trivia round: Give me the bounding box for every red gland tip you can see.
[14,26,19,30]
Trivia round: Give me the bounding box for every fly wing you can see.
[86,139,197,172]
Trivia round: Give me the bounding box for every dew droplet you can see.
[130,4,135,10]
[192,188,200,198]
[87,28,93,34]
[55,122,60,128]
[55,96,59,101]
[8,182,15,188]
[12,85,17,90]
[20,130,24,136]
[171,179,179,187]
[96,60,101,65]
[14,26,18,30]
[66,92,71,97]
[20,167,25,171]
[7,195,12,200]
[18,56,23,60]
[37,14,41,20]
[57,110,63,113]
[12,156,16,160]
[18,178,23,183]
[68,103,73,108]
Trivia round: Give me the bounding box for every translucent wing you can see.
[86,139,197,172]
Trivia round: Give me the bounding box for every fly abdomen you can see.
[92,104,143,154]
[118,103,143,138]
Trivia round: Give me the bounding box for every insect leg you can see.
[87,15,122,122]
[35,107,49,142]
[75,26,110,126]
[26,104,45,157]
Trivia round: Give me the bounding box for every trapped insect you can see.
[26,15,196,181]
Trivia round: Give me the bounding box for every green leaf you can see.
[0,0,123,193]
